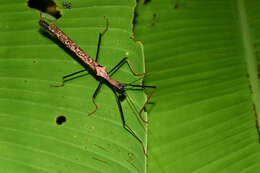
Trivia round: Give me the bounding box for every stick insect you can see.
[39,18,156,156]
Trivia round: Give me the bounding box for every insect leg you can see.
[124,84,157,123]
[51,69,88,87]
[88,82,103,116]
[86,17,108,114]
[108,57,145,76]
[112,88,147,157]
[95,16,109,62]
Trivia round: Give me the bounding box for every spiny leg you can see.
[88,82,103,116]
[108,57,145,76]
[113,88,147,157]
[124,84,157,123]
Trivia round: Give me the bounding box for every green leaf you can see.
[3,0,260,172]
[0,0,147,172]
[134,0,260,172]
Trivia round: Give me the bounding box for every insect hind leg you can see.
[123,84,157,123]
[112,88,147,157]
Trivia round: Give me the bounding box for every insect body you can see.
[39,20,123,90]
[39,19,156,156]
[63,2,72,9]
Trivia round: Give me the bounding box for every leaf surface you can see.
[134,0,260,172]
[0,0,147,172]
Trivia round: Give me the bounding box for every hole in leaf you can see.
[27,0,61,19]
[56,115,66,125]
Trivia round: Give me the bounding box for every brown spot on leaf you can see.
[94,144,107,151]
[258,65,260,78]
[153,13,157,19]
[152,13,157,26]
[248,84,253,93]
[252,104,260,143]
[92,157,107,164]
[143,0,151,5]
[126,159,140,173]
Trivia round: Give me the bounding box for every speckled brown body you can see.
[39,20,123,90]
